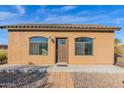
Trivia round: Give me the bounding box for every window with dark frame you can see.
[29,37,48,55]
[75,37,93,56]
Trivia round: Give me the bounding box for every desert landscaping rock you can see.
[0,71,48,88]
[71,72,124,88]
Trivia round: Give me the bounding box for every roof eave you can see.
[0,24,121,31]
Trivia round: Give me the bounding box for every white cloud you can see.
[0,11,26,25]
[0,12,17,21]
[37,5,77,15]
[51,6,77,12]
[60,6,77,11]
[42,8,124,25]
[42,15,89,23]
[16,5,25,14]
[40,13,117,25]
[76,10,106,16]
[0,6,26,22]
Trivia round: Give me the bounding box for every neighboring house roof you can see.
[0,24,121,31]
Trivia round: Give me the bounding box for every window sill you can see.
[75,55,93,56]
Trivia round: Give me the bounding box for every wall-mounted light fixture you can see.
[48,36,54,43]
[51,38,54,43]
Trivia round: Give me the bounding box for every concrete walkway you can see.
[47,65,124,73]
[0,64,124,73]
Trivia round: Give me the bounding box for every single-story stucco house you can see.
[0,24,120,65]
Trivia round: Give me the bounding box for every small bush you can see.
[0,52,7,62]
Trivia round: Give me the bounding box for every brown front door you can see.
[56,38,68,63]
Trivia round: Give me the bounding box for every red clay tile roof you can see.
[0,24,121,31]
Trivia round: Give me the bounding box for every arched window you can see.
[29,37,48,55]
[75,37,93,55]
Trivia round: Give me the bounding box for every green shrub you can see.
[0,52,7,62]
[114,38,124,55]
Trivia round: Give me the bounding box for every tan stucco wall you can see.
[8,31,114,65]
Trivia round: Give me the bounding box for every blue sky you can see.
[0,5,124,45]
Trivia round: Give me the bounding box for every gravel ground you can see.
[0,71,48,88]
[71,72,124,88]
[0,64,49,88]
